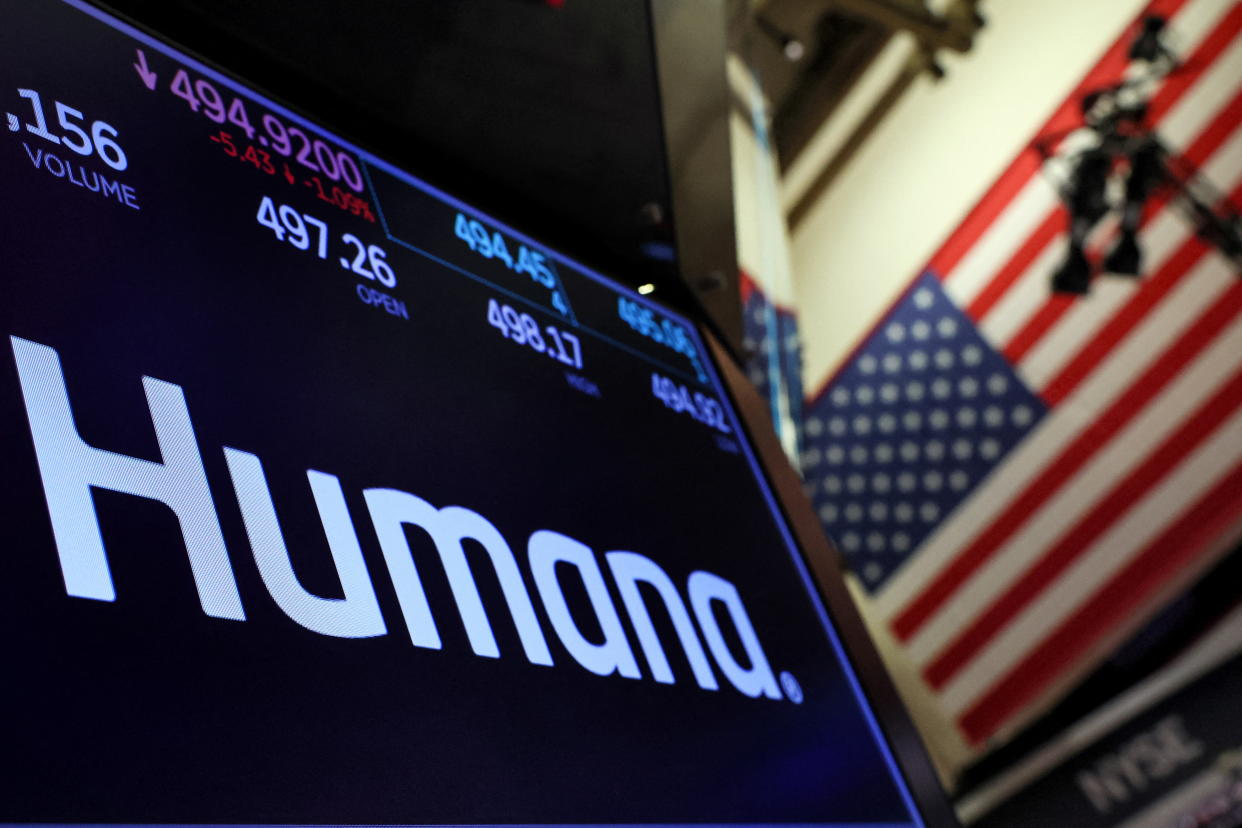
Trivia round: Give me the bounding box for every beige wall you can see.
[787,0,1151,394]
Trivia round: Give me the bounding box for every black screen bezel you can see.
[13,1,960,824]
[707,333,961,828]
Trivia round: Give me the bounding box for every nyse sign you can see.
[975,656,1242,828]
[1075,716,1204,814]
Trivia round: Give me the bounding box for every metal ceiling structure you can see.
[730,0,987,225]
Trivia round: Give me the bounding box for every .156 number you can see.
[16,88,127,170]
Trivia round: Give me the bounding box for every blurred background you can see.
[733,3,1242,826]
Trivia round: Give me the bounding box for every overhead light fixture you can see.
[1050,148,1111,295]
[1105,139,1161,277]
[1103,230,1142,276]
[755,15,804,63]
[920,45,947,81]
[1052,243,1093,295]
[1043,12,1242,297]
[1129,16,1171,64]
[637,283,655,295]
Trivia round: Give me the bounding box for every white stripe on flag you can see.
[976,232,1079,347]
[906,286,1242,668]
[1165,0,1240,59]
[941,398,1242,715]
[941,176,1059,307]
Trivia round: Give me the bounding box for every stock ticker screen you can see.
[0,1,924,825]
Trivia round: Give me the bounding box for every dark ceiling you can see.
[99,0,680,292]
[92,0,983,352]
[730,0,891,169]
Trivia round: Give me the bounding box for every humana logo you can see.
[10,335,785,700]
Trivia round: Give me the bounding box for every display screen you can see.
[0,2,924,825]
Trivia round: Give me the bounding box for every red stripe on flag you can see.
[891,279,1242,641]
[958,455,1242,745]
[1003,294,1076,364]
[965,212,1064,320]
[930,153,1044,282]
[1001,66,1242,367]
[924,361,1242,689]
[926,0,1192,279]
[739,267,758,306]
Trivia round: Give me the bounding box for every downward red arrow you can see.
[134,49,157,90]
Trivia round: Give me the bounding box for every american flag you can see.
[800,0,1242,752]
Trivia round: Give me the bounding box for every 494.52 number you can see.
[651,372,730,433]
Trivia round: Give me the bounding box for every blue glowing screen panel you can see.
[0,2,923,825]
